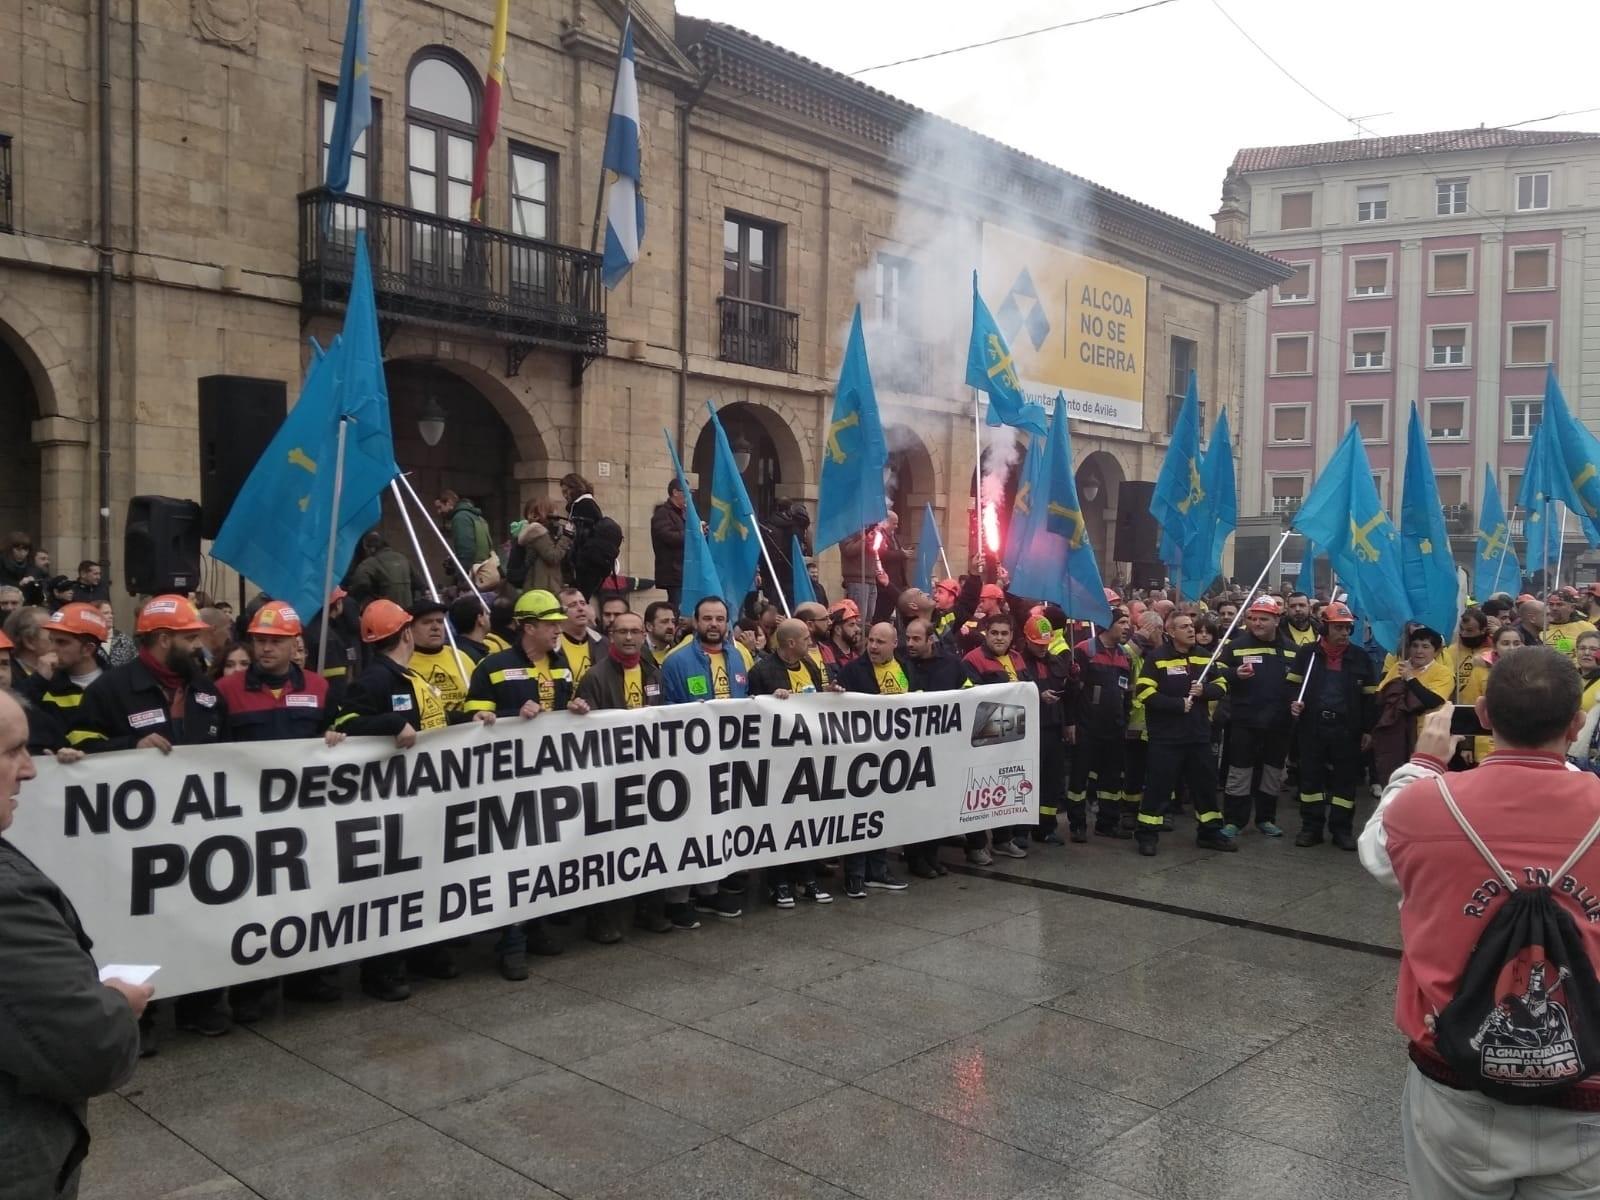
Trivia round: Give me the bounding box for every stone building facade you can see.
[0,0,1286,607]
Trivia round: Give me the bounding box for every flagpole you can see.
[756,522,790,616]
[394,472,491,616]
[973,389,984,577]
[1198,528,1292,686]
[390,479,467,665]
[1555,506,1569,588]
[315,418,350,676]
[588,3,632,257]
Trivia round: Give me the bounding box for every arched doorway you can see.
[382,361,520,573]
[691,401,786,526]
[1075,449,1126,580]
[0,338,41,541]
[883,424,936,524]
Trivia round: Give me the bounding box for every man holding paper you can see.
[0,688,149,1198]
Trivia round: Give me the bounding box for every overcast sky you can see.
[677,0,1600,229]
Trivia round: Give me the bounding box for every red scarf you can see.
[1320,637,1347,670]
[138,647,186,716]
[609,644,641,669]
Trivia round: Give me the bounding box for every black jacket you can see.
[1019,646,1074,732]
[463,642,576,716]
[838,654,912,695]
[1287,641,1379,731]
[904,647,967,693]
[575,651,664,710]
[1135,638,1226,744]
[1218,630,1294,729]
[333,654,458,736]
[0,839,141,1200]
[20,668,100,753]
[1072,635,1132,737]
[73,657,227,753]
[748,652,825,696]
[650,500,687,588]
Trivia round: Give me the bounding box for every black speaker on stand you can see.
[124,496,203,596]
[198,375,288,541]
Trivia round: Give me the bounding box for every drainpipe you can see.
[675,72,711,446]
[95,0,114,573]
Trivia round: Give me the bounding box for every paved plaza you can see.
[85,823,1408,1200]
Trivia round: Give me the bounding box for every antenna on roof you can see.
[1348,112,1391,137]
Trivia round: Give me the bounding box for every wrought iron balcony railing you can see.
[297,189,606,364]
[717,295,799,373]
[0,134,13,234]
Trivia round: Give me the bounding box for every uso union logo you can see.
[960,763,1033,824]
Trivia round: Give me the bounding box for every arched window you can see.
[407,51,478,225]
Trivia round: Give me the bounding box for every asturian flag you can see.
[600,18,645,290]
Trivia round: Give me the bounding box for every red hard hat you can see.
[934,578,959,597]
[0,630,12,651]
[1247,595,1284,617]
[829,598,860,622]
[44,602,109,642]
[1323,600,1355,625]
[135,594,209,635]
[1103,587,1123,605]
[247,600,304,638]
[979,583,1005,602]
[360,599,412,644]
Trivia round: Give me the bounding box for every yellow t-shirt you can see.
[786,662,816,693]
[410,646,472,711]
[873,660,908,694]
[1285,623,1318,647]
[806,648,830,688]
[622,664,645,709]
[563,634,593,681]
[997,654,1018,682]
[406,668,449,731]
[706,650,731,698]
[1545,620,1599,660]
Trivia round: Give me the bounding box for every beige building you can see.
[0,0,1286,606]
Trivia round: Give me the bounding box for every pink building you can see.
[1216,129,1600,585]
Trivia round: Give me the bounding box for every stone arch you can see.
[0,298,84,423]
[1074,448,1127,579]
[882,422,942,525]
[681,390,813,495]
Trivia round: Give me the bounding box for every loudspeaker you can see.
[198,375,288,540]
[124,496,203,596]
[1113,481,1160,564]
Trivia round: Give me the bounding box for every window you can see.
[407,51,478,271]
[1509,398,1543,441]
[1280,191,1312,230]
[1427,398,1467,440]
[1269,475,1305,515]
[1436,473,1465,508]
[1508,323,1551,366]
[1270,406,1308,444]
[1430,250,1471,293]
[1275,261,1313,303]
[1515,172,1551,211]
[319,86,379,197]
[508,145,555,240]
[1510,246,1552,290]
[1436,178,1468,215]
[1167,336,1200,431]
[1506,472,1524,507]
[1350,401,1388,443]
[1351,256,1390,297]
[1350,329,1389,370]
[1430,326,1469,368]
[874,255,915,331]
[723,214,780,304]
[1356,184,1388,222]
[1271,333,1311,375]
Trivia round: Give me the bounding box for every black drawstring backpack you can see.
[1430,774,1600,1103]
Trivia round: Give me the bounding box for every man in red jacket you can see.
[1362,646,1600,1196]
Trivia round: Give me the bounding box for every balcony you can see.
[875,333,946,396]
[718,296,799,373]
[297,189,606,371]
[1443,504,1474,534]
[1,134,12,233]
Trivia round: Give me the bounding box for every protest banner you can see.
[9,684,1038,994]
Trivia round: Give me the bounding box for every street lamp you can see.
[732,432,753,473]
[417,394,447,448]
[1080,477,1101,503]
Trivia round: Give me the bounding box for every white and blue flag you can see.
[601,19,644,290]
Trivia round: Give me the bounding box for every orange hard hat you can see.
[979,583,1005,602]
[1103,587,1123,605]
[934,577,959,597]
[247,600,304,638]
[0,629,15,651]
[1323,600,1355,625]
[44,602,109,642]
[1022,613,1054,646]
[1247,594,1284,617]
[360,598,412,644]
[136,594,209,635]
[829,598,860,622]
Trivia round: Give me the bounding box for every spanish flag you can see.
[469,0,510,223]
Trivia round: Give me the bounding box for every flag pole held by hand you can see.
[1197,528,1292,687]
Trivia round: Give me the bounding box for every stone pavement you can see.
[83,822,1409,1200]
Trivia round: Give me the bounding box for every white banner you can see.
[9,685,1038,995]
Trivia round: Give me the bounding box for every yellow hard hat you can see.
[514,589,565,622]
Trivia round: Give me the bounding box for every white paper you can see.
[99,964,160,986]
